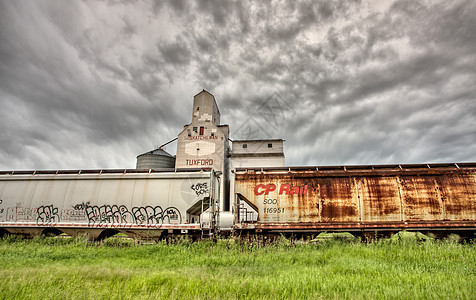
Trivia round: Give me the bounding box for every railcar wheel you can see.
[0,228,10,238]
[96,229,120,241]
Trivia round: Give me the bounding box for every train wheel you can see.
[96,229,120,241]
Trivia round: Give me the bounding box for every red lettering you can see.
[265,184,276,195]
[256,184,310,196]
[185,135,219,140]
[279,184,290,195]
[254,184,276,195]
[185,159,214,166]
[279,184,309,195]
[290,186,300,194]
[254,184,266,195]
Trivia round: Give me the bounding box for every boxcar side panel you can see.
[0,171,214,233]
[359,177,402,222]
[437,174,476,220]
[318,177,359,223]
[234,165,476,231]
[399,175,443,221]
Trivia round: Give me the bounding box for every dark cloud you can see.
[157,37,192,66]
[0,0,475,171]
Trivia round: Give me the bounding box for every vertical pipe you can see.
[433,178,445,220]
[359,180,363,222]
[396,176,404,222]
[354,178,363,222]
[215,173,221,234]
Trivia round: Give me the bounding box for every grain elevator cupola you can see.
[191,89,221,125]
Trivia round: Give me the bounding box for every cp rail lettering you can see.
[254,184,308,196]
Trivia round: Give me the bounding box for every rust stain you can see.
[318,177,358,223]
[234,164,476,230]
[399,175,442,221]
[436,174,476,220]
[360,177,401,222]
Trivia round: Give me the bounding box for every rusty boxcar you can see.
[233,163,476,238]
[0,168,220,239]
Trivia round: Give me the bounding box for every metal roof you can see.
[234,162,476,175]
[137,148,175,158]
[232,139,285,143]
[0,168,213,176]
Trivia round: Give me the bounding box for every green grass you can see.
[0,234,474,299]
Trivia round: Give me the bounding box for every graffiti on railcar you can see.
[191,182,208,196]
[37,205,60,226]
[60,209,87,221]
[7,204,37,222]
[78,203,182,227]
[4,203,86,223]
[132,206,181,226]
[72,202,90,211]
[84,205,134,226]
[2,201,182,227]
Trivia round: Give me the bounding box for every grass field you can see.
[0,234,474,299]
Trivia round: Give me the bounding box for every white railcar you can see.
[0,169,219,239]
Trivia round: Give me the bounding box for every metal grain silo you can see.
[136,148,176,169]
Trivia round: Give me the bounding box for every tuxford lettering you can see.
[186,159,213,166]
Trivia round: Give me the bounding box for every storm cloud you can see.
[0,0,475,170]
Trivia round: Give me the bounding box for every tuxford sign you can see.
[185,159,214,166]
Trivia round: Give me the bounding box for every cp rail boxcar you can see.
[0,168,220,239]
[233,163,476,238]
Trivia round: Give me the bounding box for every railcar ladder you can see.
[201,197,215,239]
[201,171,220,240]
[201,200,219,239]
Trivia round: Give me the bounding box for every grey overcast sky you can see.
[1,0,475,170]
